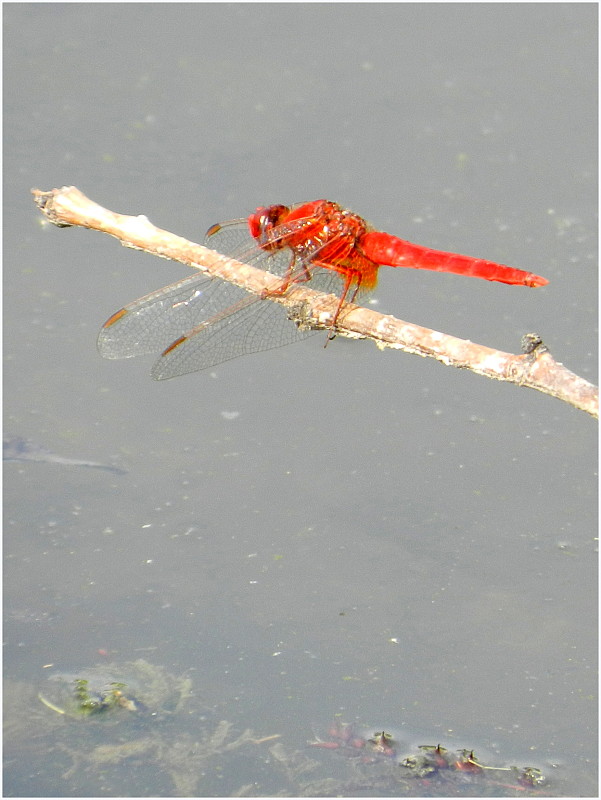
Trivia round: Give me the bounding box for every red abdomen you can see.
[361,230,548,287]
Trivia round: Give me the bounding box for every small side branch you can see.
[32,186,598,418]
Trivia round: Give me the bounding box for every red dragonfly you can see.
[98,199,548,379]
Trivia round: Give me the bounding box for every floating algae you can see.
[39,677,137,716]
[7,664,555,797]
[53,716,279,796]
[6,660,281,797]
[37,659,192,721]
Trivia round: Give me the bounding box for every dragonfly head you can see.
[248,204,289,249]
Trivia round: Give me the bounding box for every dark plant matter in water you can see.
[5,662,559,797]
[299,721,550,797]
[5,660,279,796]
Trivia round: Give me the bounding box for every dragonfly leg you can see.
[327,272,360,335]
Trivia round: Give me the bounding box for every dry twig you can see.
[31,186,598,418]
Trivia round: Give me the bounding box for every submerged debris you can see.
[6,670,556,797]
[9,660,280,796]
[303,721,550,796]
[37,660,191,721]
[400,742,546,792]
[3,435,126,474]
[39,678,137,717]
[56,721,273,796]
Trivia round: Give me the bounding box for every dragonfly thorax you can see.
[250,200,369,266]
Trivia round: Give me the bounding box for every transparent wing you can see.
[98,217,346,379]
[97,272,244,359]
[150,288,316,379]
